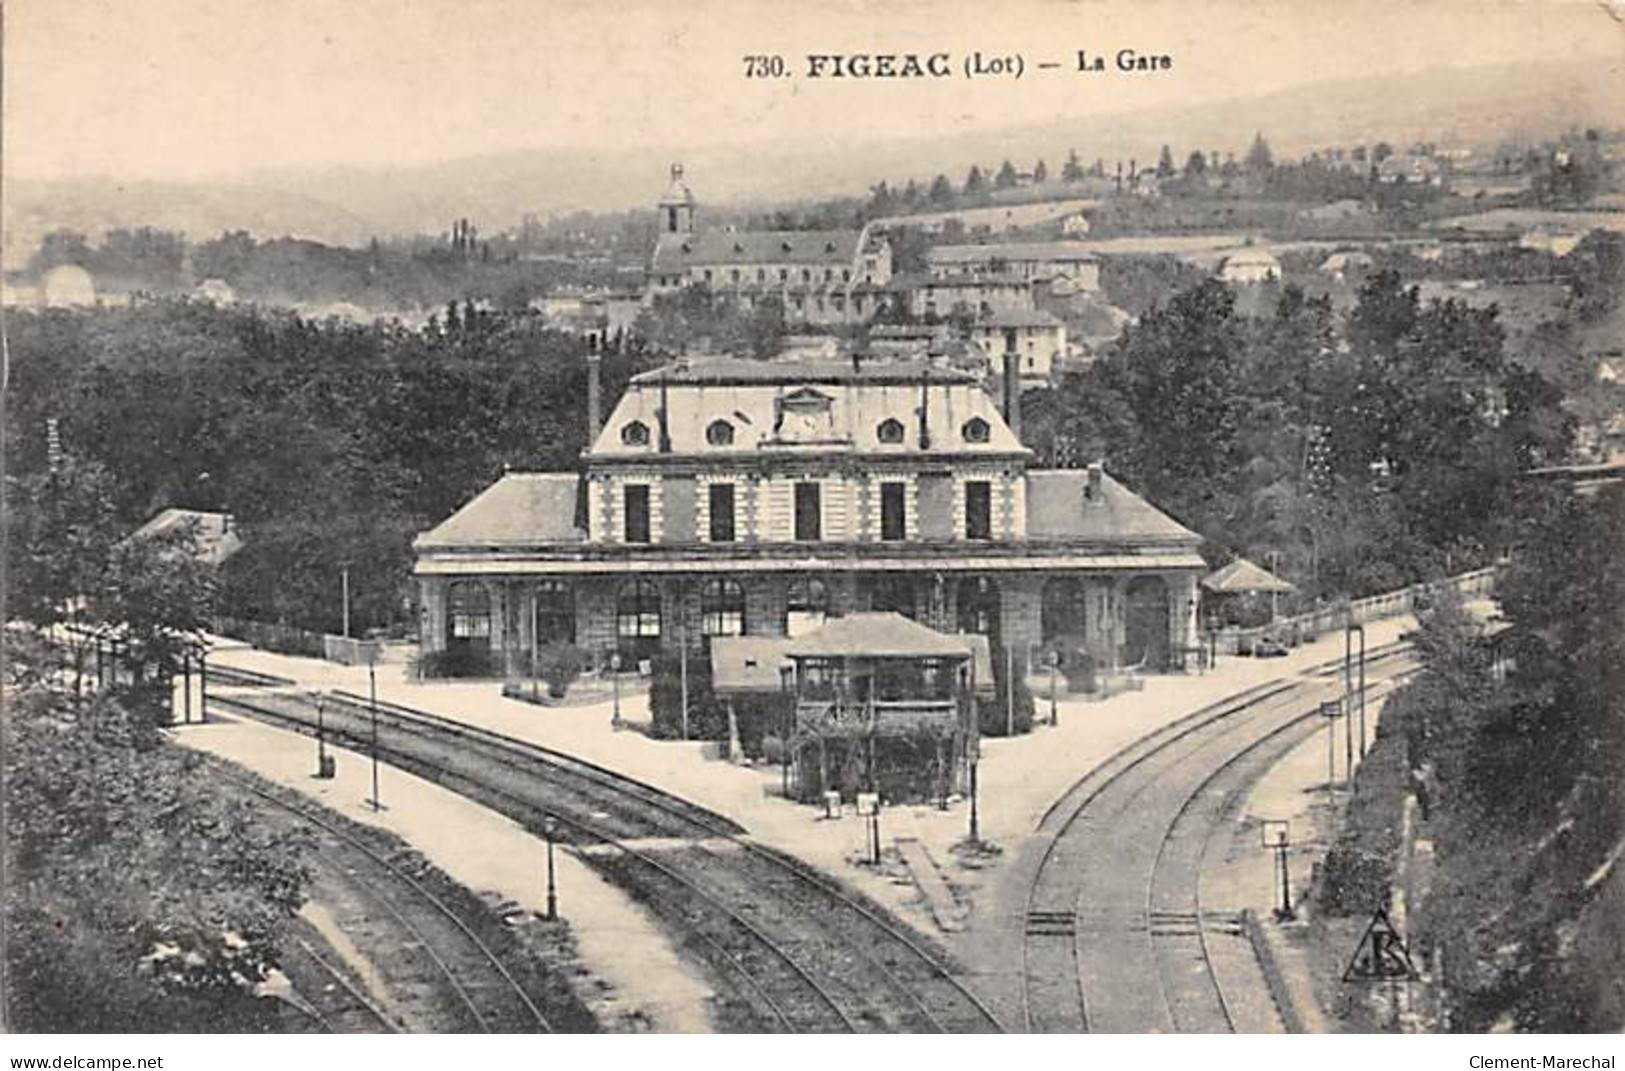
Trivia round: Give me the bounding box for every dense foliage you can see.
[3,300,647,634]
[3,651,314,1031]
[1389,485,1625,1030]
[1024,273,1576,604]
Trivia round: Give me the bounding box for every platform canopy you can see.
[1202,557,1294,594]
[785,612,974,661]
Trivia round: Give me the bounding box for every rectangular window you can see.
[880,482,906,541]
[965,481,992,540]
[709,483,736,543]
[624,484,650,544]
[794,482,821,542]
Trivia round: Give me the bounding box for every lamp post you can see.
[968,758,980,846]
[1346,622,1367,760]
[1262,820,1294,920]
[542,816,559,921]
[1048,649,1060,728]
[368,646,381,811]
[610,651,623,730]
[312,691,331,779]
[340,564,351,640]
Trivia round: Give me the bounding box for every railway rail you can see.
[1021,650,1419,1033]
[206,689,1002,1033]
[217,769,558,1033]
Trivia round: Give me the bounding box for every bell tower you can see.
[658,163,696,235]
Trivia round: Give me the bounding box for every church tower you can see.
[658,163,696,235]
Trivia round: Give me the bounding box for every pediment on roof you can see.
[781,386,834,410]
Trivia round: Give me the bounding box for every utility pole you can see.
[368,648,381,811]
[679,589,690,741]
[341,564,351,639]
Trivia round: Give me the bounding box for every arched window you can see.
[956,576,1000,640]
[876,418,905,444]
[701,578,747,637]
[706,419,735,446]
[533,580,575,646]
[616,578,662,659]
[621,420,650,446]
[447,582,492,649]
[786,577,828,637]
[962,417,990,443]
[872,575,920,620]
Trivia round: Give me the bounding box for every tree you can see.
[1061,149,1085,183]
[1184,150,1207,177]
[1245,132,1274,173]
[994,159,1019,189]
[963,165,987,197]
[1157,144,1176,178]
[4,644,313,1030]
[928,173,955,204]
[1033,159,1049,185]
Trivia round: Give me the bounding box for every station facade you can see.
[413,354,1204,677]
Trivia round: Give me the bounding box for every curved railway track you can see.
[220,770,557,1033]
[206,688,1002,1033]
[1022,651,1418,1033]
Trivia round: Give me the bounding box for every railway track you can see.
[218,769,558,1033]
[1021,651,1419,1033]
[207,689,1002,1033]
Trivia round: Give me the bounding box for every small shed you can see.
[1202,557,1294,627]
[783,613,978,805]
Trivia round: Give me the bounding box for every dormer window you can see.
[877,418,905,444]
[621,420,650,446]
[706,419,735,446]
[962,417,990,444]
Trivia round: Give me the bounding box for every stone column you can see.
[419,578,447,655]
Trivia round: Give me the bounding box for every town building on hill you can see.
[925,241,1102,291]
[644,164,893,326]
[893,270,1036,319]
[1217,248,1282,284]
[968,308,1068,385]
[414,353,1205,700]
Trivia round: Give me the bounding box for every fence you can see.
[215,617,326,658]
[1213,567,1499,655]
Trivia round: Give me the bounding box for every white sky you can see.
[6,0,1622,181]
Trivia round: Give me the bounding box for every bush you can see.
[532,642,586,698]
[647,650,727,740]
[980,648,1035,736]
[418,644,496,679]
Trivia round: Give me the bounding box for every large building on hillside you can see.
[413,354,1204,682]
[644,165,893,326]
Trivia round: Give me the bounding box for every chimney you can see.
[1003,350,1022,442]
[586,352,603,447]
[657,372,672,453]
[1085,460,1104,504]
[918,371,931,450]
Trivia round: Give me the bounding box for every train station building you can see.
[412,353,1205,684]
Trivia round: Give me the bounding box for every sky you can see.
[6,0,1623,182]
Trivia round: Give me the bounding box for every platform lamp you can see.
[542,815,559,921]
[610,651,623,731]
[1047,648,1061,728]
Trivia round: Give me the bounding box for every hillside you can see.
[5,57,1620,258]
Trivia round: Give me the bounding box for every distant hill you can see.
[5,57,1620,259]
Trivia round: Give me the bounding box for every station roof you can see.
[629,354,978,386]
[1025,469,1201,545]
[414,473,585,549]
[710,636,794,694]
[129,508,244,566]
